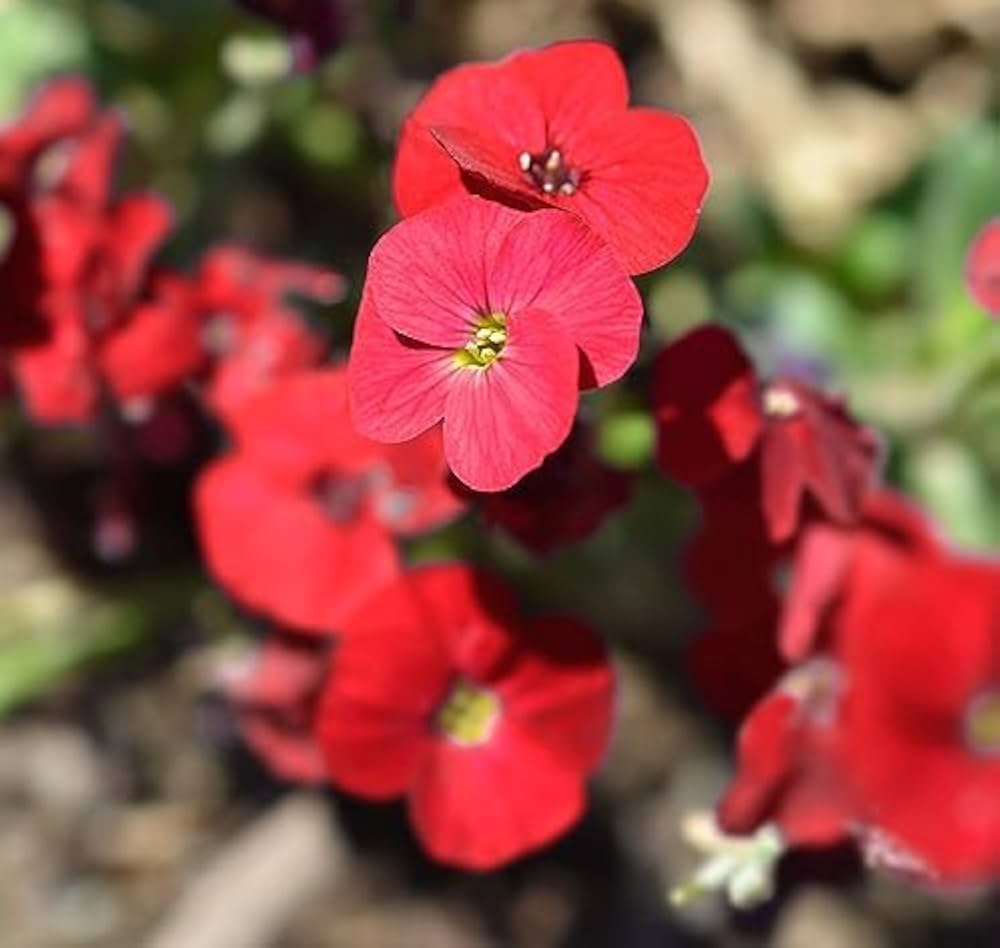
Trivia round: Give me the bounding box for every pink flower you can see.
[349,195,643,491]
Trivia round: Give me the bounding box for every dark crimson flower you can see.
[966,218,1000,317]
[234,0,348,71]
[835,548,1000,883]
[195,367,464,633]
[223,631,333,784]
[687,594,786,723]
[349,195,643,492]
[317,564,614,869]
[193,245,345,419]
[684,466,789,624]
[717,659,855,850]
[651,325,881,541]
[393,41,708,275]
[476,423,633,554]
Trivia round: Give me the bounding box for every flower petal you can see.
[488,208,642,387]
[392,63,545,217]
[194,457,400,633]
[966,217,1000,317]
[347,288,453,442]
[409,720,586,870]
[443,308,578,491]
[495,616,615,773]
[569,108,708,274]
[652,325,763,486]
[367,196,521,347]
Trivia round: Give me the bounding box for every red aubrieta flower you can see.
[195,367,464,633]
[477,423,633,555]
[393,40,708,275]
[223,631,333,784]
[687,593,786,723]
[349,195,643,491]
[778,490,941,663]
[2,91,196,423]
[966,218,1000,317]
[652,325,882,541]
[317,564,615,869]
[0,77,95,348]
[836,547,1000,883]
[717,659,854,850]
[193,245,344,418]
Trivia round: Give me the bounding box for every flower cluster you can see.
[349,40,709,491]
[3,37,995,889]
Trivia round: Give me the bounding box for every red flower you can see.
[223,632,333,784]
[234,0,347,71]
[688,595,786,723]
[966,218,1000,317]
[195,367,464,633]
[477,423,633,554]
[393,41,708,275]
[3,101,194,423]
[778,490,941,663]
[717,659,855,850]
[193,245,344,418]
[317,564,614,869]
[0,76,95,189]
[836,549,1000,883]
[652,325,881,541]
[0,77,96,348]
[349,195,643,491]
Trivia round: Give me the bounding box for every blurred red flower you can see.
[652,325,881,541]
[717,659,854,850]
[393,40,708,275]
[0,77,95,348]
[195,367,464,633]
[193,245,345,419]
[349,195,642,491]
[837,547,1000,883]
[966,218,1000,317]
[477,423,633,554]
[223,631,333,784]
[778,490,941,663]
[317,564,615,869]
[1,86,199,423]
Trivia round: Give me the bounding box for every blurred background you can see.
[0,0,998,945]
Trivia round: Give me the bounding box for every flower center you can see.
[435,679,500,747]
[965,692,1000,755]
[455,312,507,368]
[309,470,370,524]
[518,147,582,197]
[202,312,239,356]
[762,384,801,419]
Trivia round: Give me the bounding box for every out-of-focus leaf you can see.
[0,574,198,716]
[0,1,88,115]
[904,440,998,551]
[597,411,655,471]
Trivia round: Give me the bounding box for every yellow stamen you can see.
[436,680,500,746]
